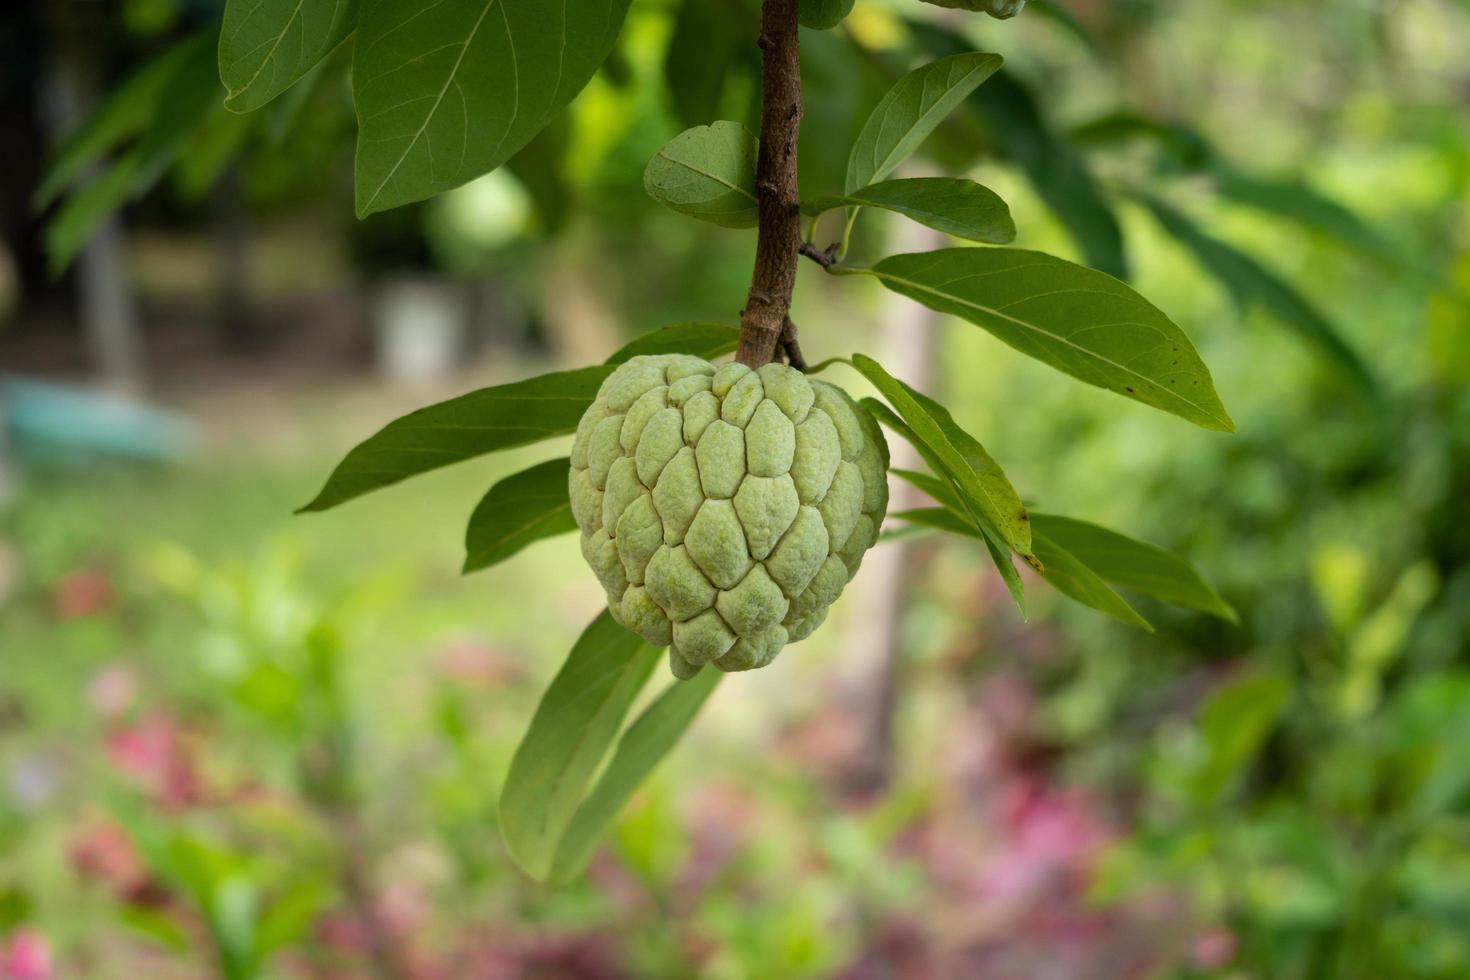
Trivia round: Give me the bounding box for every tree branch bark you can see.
[736,0,803,369]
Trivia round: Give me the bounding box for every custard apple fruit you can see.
[917,0,1025,17]
[570,355,889,678]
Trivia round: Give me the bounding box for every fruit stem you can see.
[736,0,803,369]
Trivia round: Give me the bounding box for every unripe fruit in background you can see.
[917,0,1026,18]
[570,355,889,678]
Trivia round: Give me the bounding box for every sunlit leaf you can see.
[499,612,660,880]
[298,365,612,512]
[1136,193,1373,391]
[807,177,1014,244]
[845,52,1003,194]
[219,0,358,113]
[606,322,740,363]
[353,0,631,216]
[549,668,721,881]
[643,121,759,229]
[463,458,577,573]
[1030,513,1236,622]
[855,249,1235,431]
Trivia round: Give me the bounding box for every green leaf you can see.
[892,506,980,539]
[606,322,740,363]
[549,668,721,881]
[1135,193,1373,391]
[905,23,1126,277]
[888,503,1026,614]
[463,458,577,573]
[219,0,358,113]
[1190,672,1289,805]
[807,177,1014,244]
[890,467,962,510]
[799,0,855,30]
[1030,528,1152,629]
[44,30,225,273]
[36,32,212,208]
[664,0,754,128]
[1027,0,1099,52]
[1068,109,1214,171]
[1030,513,1236,622]
[643,121,759,229]
[298,365,612,512]
[856,249,1235,431]
[499,612,661,880]
[353,0,632,216]
[851,356,1032,557]
[1213,169,1396,267]
[845,52,1003,195]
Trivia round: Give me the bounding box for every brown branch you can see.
[736,0,803,369]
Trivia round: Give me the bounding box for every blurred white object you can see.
[373,278,469,383]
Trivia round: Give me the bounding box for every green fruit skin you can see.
[570,355,889,677]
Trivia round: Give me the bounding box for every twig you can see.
[735,0,803,368]
[798,241,840,269]
[780,317,807,369]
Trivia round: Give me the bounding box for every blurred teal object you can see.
[0,375,192,463]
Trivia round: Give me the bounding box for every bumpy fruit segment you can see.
[569,355,889,677]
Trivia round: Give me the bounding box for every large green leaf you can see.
[1030,513,1236,622]
[352,0,631,216]
[463,458,577,573]
[219,0,358,113]
[852,356,1032,557]
[298,365,612,512]
[499,612,660,880]
[799,0,855,29]
[862,400,1026,614]
[844,52,1003,194]
[854,249,1234,431]
[1136,194,1373,390]
[548,668,721,881]
[643,122,759,229]
[807,177,1014,244]
[606,322,740,363]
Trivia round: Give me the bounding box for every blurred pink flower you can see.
[70,818,149,898]
[104,713,202,809]
[52,567,115,620]
[1192,928,1237,969]
[435,640,522,686]
[87,662,138,720]
[0,928,52,980]
[975,778,1111,904]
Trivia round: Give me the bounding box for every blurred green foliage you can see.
[5,0,1470,976]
